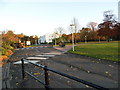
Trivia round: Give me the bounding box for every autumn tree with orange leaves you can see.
[97,10,119,41]
[1,30,20,61]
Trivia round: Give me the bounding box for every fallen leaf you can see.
[85,85,89,88]
[105,71,109,74]
[15,77,18,79]
[34,73,39,75]
[97,62,99,63]
[66,69,69,71]
[67,81,70,83]
[70,66,73,68]
[109,74,112,76]
[16,82,19,86]
[87,71,90,73]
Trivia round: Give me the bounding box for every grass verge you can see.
[68,41,119,61]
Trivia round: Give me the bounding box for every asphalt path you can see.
[2,45,119,89]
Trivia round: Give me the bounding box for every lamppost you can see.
[99,36,100,43]
[35,39,37,45]
[85,35,87,43]
[70,24,75,51]
[54,32,57,46]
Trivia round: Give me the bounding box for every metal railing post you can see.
[44,66,49,89]
[21,58,25,79]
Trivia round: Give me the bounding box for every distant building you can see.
[39,35,46,43]
[26,41,31,46]
[39,34,54,44]
[118,1,120,22]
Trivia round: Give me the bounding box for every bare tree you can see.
[55,27,65,37]
[87,22,97,31]
[103,10,116,22]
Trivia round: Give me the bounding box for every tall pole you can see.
[55,38,56,46]
[99,36,101,43]
[72,31,74,51]
[74,18,77,44]
[85,35,87,43]
[54,32,57,45]
[70,24,75,51]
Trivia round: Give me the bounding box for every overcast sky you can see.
[0,0,119,36]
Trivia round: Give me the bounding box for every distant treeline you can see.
[53,11,120,44]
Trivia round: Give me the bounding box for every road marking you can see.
[26,57,48,60]
[13,60,40,64]
[43,52,62,55]
[35,55,55,57]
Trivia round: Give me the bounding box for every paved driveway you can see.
[3,45,119,89]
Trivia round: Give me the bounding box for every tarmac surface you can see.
[2,44,119,89]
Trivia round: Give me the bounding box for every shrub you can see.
[2,55,8,60]
[6,49,13,56]
[1,47,8,55]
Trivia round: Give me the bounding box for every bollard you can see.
[44,66,49,89]
[21,58,25,80]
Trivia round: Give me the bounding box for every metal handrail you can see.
[21,58,109,90]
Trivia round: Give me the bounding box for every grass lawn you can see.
[68,41,119,61]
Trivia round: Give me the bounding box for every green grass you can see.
[68,41,119,61]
